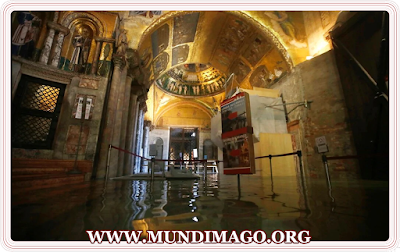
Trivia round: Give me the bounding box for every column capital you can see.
[47,21,69,36]
[144,120,152,127]
[112,55,127,69]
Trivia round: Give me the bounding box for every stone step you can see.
[12,158,93,173]
[12,167,68,174]
[12,173,85,189]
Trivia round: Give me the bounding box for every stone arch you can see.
[62,12,105,37]
[154,100,213,126]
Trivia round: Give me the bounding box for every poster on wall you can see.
[220,92,255,174]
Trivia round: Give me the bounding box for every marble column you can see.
[134,107,145,173]
[96,55,127,178]
[91,39,103,75]
[141,120,151,173]
[39,26,55,64]
[123,85,143,175]
[50,25,69,67]
[116,73,133,177]
[108,57,128,178]
[39,21,69,66]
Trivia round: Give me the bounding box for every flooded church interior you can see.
[9,10,391,244]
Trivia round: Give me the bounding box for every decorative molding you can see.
[15,56,75,84]
[14,56,105,85]
[95,36,115,43]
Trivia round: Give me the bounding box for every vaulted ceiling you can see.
[119,11,339,126]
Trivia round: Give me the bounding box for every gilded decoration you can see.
[230,59,251,84]
[172,12,200,46]
[153,52,169,76]
[151,23,169,59]
[249,65,272,88]
[242,34,273,66]
[155,63,226,98]
[137,11,295,101]
[172,44,190,66]
[61,12,105,36]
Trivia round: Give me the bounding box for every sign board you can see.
[221,92,255,175]
[222,133,256,174]
[315,136,329,153]
[75,97,84,119]
[221,92,253,139]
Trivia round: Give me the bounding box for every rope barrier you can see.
[111,145,303,164]
[111,145,151,161]
[110,145,223,163]
[255,151,301,160]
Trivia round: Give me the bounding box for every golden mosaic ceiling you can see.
[138,11,296,98]
[156,63,227,98]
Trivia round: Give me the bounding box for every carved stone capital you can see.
[144,120,152,127]
[139,101,147,112]
[112,54,126,69]
[47,21,70,36]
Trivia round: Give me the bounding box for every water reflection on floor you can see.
[11,173,389,241]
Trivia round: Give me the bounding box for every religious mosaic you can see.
[153,52,169,76]
[172,12,200,46]
[151,23,169,58]
[155,64,226,97]
[11,11,44,60]
[242,35,273,66]
[172,45,190,66]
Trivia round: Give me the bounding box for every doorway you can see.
[169,128,198,163]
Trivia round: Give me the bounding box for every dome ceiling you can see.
[138,11,294,98]
[156,63,227,98]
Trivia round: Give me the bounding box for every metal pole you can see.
[322,154,335,206]
[269,155,278,197]
[105,144,112,181]
[237,174,241,200]
[203,160,207,181]
[151,157,155,181]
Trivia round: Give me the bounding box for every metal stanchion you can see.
[151,157,155,181]
[203,160,207,181]
[322,154,335,209]
[105,144,112,182]
[269,155,278,197]
[237,174,241,200]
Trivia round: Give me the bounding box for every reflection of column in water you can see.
[152,180,168,217]
[129,180,150,220]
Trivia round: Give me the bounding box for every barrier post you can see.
[322,154,335,205]
[269,155,278,197]
[105,144,112,181]
[203,160,207,180]
[237,174,241,199]
[151,157,155,181]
